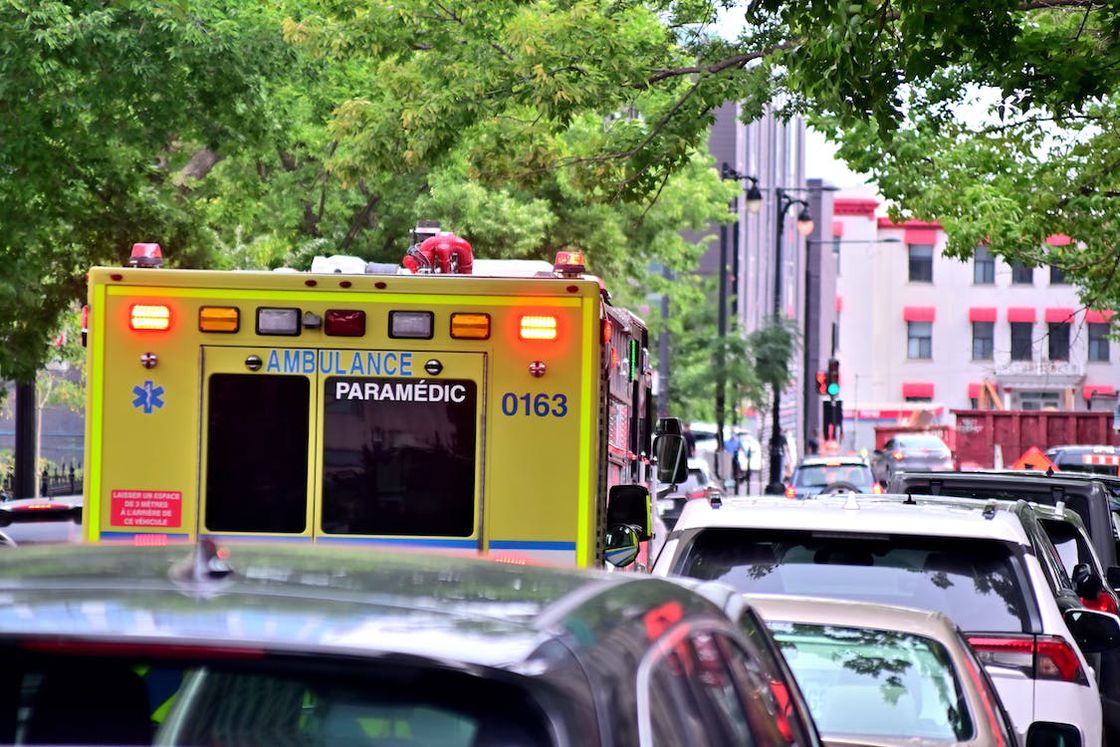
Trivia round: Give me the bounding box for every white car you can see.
[653,494,1118,746]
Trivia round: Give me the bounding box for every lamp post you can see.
[763,190,814,494]
[717,164,762,482]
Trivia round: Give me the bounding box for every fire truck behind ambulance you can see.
[82,230,686,569]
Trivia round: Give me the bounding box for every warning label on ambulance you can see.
[111,490,182,527]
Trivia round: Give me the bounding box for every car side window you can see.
[641,626,804,746]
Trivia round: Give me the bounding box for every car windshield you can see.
[675,529,1033,632]
[896,435,948,451]
[0,649,553,746]
[769,622,972,742]
[794,465,872,488]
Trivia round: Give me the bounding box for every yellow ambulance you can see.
[82,229,686,568]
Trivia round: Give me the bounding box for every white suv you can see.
[653,494,1120,746]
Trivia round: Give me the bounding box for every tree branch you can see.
[643,41,793,87]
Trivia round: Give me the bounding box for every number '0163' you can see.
[501,392,568,417]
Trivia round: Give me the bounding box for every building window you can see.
[907,321,932,359]
[972,322,994,360]
[1048,322,1071,361]
[1050,265,1068,285]
[1019,391,1061,411]
[1089,323,1110,362]
[908,245,933,282]
[1010,322,1033,361]
[973,246,995,284]
[1010,260,1034,285]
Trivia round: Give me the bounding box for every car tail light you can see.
[519,315,557,340]
[686,489,707,500]
[324,309,366,336]
[968,634,1087,684]
[871,483,883,494]
[960,652,1007,747]
[450,312,490,339]
[892,450,904,460]
[1081,590,1120,615]
[130,304,170,331]
[199,306,239,333]
[784,486,796,499]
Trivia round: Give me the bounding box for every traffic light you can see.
[826,358,840,398]
[815,371,827,395]
[822,399,845,441]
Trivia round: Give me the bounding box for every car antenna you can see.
[903,492,916,505]
[170,539,234,584]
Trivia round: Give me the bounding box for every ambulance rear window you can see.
[321,377,477,537]
[205,374,310,534]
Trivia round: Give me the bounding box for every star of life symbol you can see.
[131,380,165,414]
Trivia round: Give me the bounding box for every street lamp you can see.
[763,188,815,494]
[721,164,763,214]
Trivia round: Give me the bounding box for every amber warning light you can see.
[553,251,585,277]
[130,304,171,331]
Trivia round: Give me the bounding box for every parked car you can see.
[890,469,1120,741]
[0,540,822,747]
[653,493,1120,745]
[870,433,954,484]
[0,495,82,545]
[786,456,878,499]
[749,595,1019,747]
[656,457,720,530]
[1047,444,1120,477]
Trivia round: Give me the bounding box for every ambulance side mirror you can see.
[604,525,641,568]
[608,484,651,541]
[654,434,688,485]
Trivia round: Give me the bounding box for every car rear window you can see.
[793,465,872,488]
[1041,518,1095,577]
[674,529,1033,633]
[769,622,972,742]
[896,435,949,450]
[0,649,552,746]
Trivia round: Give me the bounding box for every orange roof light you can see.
[554,251,586,276]
[130,304,170,331]
[520,315,558,341]
[450,313,491,339]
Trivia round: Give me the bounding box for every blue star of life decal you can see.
[131,380,165,414]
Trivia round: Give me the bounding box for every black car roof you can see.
[894,471,1101,492]
[0,543,715,669]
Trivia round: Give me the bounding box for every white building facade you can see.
[834,196,1120,449]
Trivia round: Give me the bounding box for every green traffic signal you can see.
[826,382,840,397]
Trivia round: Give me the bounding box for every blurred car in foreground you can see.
[786,457,878,499]
[0,496,82,546]
[870,433,954,484]
[653,493,1120,745]
[656,457,720,530]
[0,541,821,746]
[749,595,1018,747]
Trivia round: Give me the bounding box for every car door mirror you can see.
[1107,565,1120,590]
[1063,608,1120,653]
[604,524,640,568]
[654,434,688,485]
[607,485,651,541]
[1025,721,1080,747]
[1073,563,1104,598]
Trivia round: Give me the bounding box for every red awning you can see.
[902,382,935,399]
[903,306,936,322]
[968,383,981,398]
[1086,310,1115,324]
[1045,307,1075,324]
[969,307,997,322]
[1007,307,1036,323]
[1084,385,1117,400]
[905,228,939,245]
